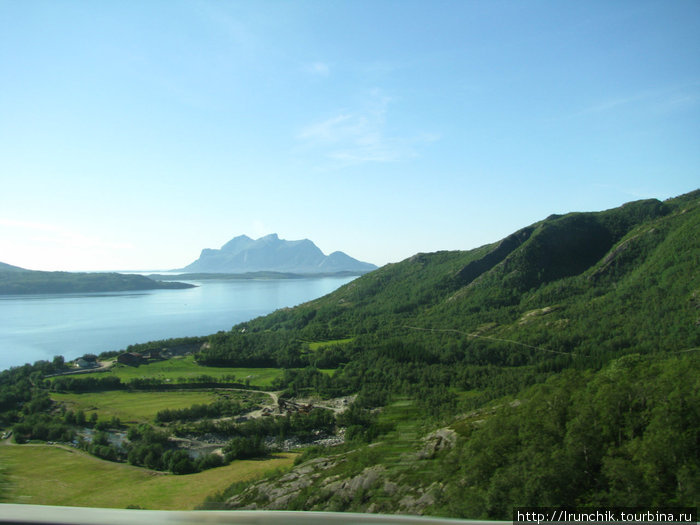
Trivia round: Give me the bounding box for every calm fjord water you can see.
[0,276,356,371]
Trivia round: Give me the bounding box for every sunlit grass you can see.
[304,338,354,351]
[0,442,296,509]
[55,355,284,387]
[50,390,271,424]
[50,390,222,423]
[376,398,425,454]
[53,355,339,388]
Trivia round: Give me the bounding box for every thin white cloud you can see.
[573,92,654,117]
[303,61,331,77]
[562,82,700,120]
[191,1,258,52]
[297,91,438,167]
[298,114,355,143]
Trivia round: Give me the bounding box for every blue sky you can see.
[1,0,698,271]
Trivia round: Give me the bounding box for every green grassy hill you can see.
[0,443,296,509]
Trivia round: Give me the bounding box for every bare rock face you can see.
[416,428,457,459]
[396,482,444,515]
[224,427,458,514]
[320,465,386,504]
[226,456,337,509]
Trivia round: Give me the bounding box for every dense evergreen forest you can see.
[1,190,698,516]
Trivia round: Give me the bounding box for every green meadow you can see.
[50,389,271,424]
[0,442,296,509]
[50,390,226,423]
[57,355,337,389]
[65,355,285,387]
[304,338,354,351]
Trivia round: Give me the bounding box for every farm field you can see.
[0,442,296,509]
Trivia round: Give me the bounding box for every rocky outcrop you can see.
[415,428,457,459]
[225,456,339,509]
[225,426,459,515]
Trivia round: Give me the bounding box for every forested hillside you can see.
[198,190,699,514]
[209,352,698,516]
[197,191,699,396]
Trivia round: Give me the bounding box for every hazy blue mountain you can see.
[182,234,377,274]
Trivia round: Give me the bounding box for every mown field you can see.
[50,390,271,424]
[0,442,296,509]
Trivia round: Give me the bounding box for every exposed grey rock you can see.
[226,454,347,510]
[324,465,385,503]
[383,480,399,496]
[225,447,442,515]
[416,427,457,459]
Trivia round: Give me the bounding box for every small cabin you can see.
[117,352,144,366]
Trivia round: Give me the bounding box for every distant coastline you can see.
[0,266,195,295]
[148,270,372,281]
[0,262,372,296]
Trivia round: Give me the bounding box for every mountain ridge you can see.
[182,234,377,274]
[198,189,699,368]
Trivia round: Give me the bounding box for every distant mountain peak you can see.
[221,235,255,254]
[183,234,377,274]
